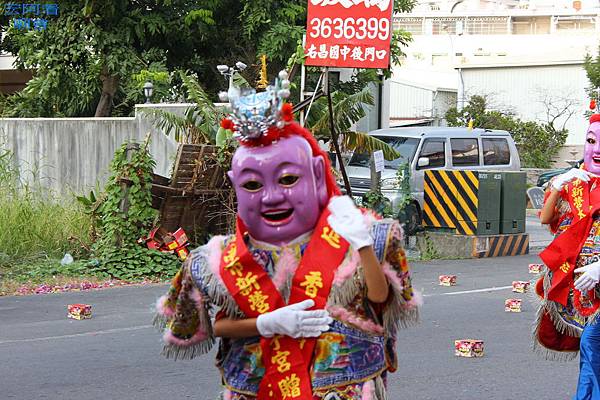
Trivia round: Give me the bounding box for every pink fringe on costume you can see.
[404,289,424,309]
[381,262,404,292]
[163,326,208,346]
[162,286,208,346]
[361,379,375,400]
[222,390,233,400]
[272,248,298,290]
[328,306,384,334]
[206,235,226,285]
[155,294,175,318]
[333,250,360,286]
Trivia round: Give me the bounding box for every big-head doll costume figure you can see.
[154,71,420,399]
[537,114,600,399]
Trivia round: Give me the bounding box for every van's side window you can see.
[451,138,479,166]
[482,138,511,165]
[417,139,445,169]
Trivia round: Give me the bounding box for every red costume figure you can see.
[537,114,600,399]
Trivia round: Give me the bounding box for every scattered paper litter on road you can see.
[67,304,92,320]
[528,264,543,274]
[439,275,457,286]
[512,281,530,293]
[454,339,484,358]
[505,298,522,312]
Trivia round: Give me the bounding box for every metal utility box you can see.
[497,171,527,234]
[423,170,501,236]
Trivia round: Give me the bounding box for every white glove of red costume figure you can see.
[552,168,594,191]
[327,195,373,250]
[574,261,600,292]
[256,299,332,338]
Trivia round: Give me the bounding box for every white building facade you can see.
[392,0,600,159]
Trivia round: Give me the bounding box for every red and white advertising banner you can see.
[304,0,393,69]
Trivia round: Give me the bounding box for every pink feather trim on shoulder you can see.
[328,306,384,334]
[333,250,360,286]
[382,262,404,292]
[404,288,423,309]
[362,210,380,229]
[272,248,298,290]
[155,294,175,318]
[206,235,226,285]
[361,379,375,400]
[163,326,208,347]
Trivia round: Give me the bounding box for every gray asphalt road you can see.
[0,252,579,400]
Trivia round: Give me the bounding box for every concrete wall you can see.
[2,104,184,195]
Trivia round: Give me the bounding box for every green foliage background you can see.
[0,0,416,117]
[90,140,180,280]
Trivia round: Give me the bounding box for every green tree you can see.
[445,95,568,168]
[0,1,219,117]
[584,48,600,115]
[1,1,416,117]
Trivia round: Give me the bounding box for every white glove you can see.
[256,299,332,338]
[327,195,373,250]
[552,169,594,191]
[574,262,600,292]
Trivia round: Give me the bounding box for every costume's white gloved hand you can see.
[552,168,594,191]
[327,195,373,250]
[574,262,600,292]
[256,299,332,338]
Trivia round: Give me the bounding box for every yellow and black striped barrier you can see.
[473,233,529,258]
[423,170,501,236]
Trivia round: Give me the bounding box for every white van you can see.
[345,127,521,234]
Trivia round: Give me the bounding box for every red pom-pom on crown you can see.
[281,103,294,122]
[220,118,235,131]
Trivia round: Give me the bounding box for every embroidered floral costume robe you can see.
[534,178,600,360]
[155,215,420,399]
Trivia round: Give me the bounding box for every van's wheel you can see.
[398,202,422,236]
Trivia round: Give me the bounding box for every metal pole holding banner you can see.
[370,149,384,192]
[324,67,353,197]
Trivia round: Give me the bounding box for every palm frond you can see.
[140,107,193,142]
[307,87,374,139]
[342,131,400,161]
[232,72,251,89]
[179,71,215,111]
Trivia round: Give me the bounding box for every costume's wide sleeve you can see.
[369,218,421,372]
[541,178,571,234]
[153,255,215,360]
[372,220,421,332]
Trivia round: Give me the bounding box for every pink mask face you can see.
[584,122,600,175]
[228,136,329,245]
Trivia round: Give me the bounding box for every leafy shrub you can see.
[91,140,180,280]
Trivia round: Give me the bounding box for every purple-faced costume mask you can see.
[228,135,329,245]
[584,115,600,175]
[221,70,339,245]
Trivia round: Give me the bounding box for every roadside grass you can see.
[0,148,97,294]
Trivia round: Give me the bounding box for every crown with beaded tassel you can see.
[219,70,293,146]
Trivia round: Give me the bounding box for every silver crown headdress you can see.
[217,64,291,143]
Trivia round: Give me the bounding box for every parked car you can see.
[536,159,583,188]
[345,127,521,234]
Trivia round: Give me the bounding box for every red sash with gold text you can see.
[540,177,600,314]
[219,209,349,399]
